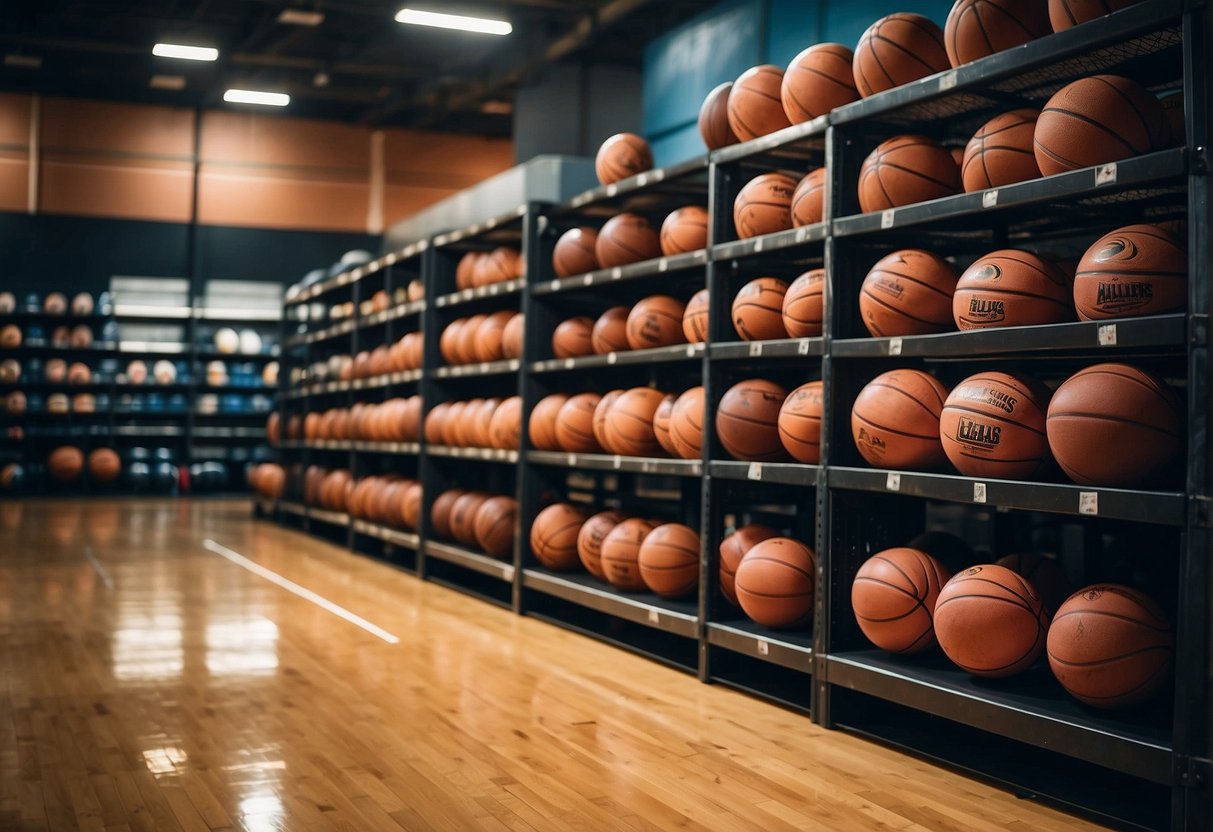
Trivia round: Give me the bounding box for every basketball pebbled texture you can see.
[734,172,798,239]
[860,249,959,337]
[727,65,793,141]
[782,269,825,337]
[716,379,789,461]
[735,537,817,629]
[852,547,953,653]
[935,564,1051,677]
[853,13,950,98]
[945,0,1051,68]
[939,371,1053,479]
[859,135,961,212]
[953,249,1072,330]
[732,277,790,341]
[963,109,1043,191]
[1073,223,1186,320]
[778,381,824,464]
[851,369,950,470]
[781,43,859,123]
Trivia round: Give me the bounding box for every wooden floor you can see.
[0,498,1100,831]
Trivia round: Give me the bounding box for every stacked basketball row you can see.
[455,247,524,290]
[718,525,817,629]
[347,332,425,379]
[529,387,703,459]
[551,205,708,277]
[0,290,96,317]
[431,488,517,558]
[424,397,521,450]
[349,475,422,531]
[733,170,825,239]
[0,324,93,350]
[281,398,423,444]
[4,390,98,415]
[249,463,286,501]
[549,293,702,358]
[439,312,523,366]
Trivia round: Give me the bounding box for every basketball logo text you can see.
[1096,281,1153,312]
[956,417,1001,449]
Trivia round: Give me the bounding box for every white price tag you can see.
[583,274,594,286]
[796,227,810,243]
[888,337,903,356]
[549,280,560,292]
[1098,324,1118,346]
[654,169,666,182]
[973,482,987,503]
[939,71,958,91]
[1079,492,1099,515]
[757,640,770,656]
[607,352,618,364]
[606,184,618,197]
[613,455,622,469]
[658,258,669,272]
[982,190,999,208]
[749,342,764,357]
[479,362,490,372]
[748,462,763,480]
[798,339,811,355]
[612,268,623,280]
[685,345,696,357]
[488,284,499,295]
[567,453,576,466]
[1095,163,1118,186]
[881,209,896,229]
[753,237,764,252]
[647,609,660,625]
[886,472,901,491]
[564,358,575,369]
[637,173,649,187]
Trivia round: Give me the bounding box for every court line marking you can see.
[201,538,400,644]
[83,546,114,590]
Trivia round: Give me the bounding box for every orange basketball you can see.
[859,135,960,213]
[401,482,423,530]
[451,399,481,447]
[439,319,465,365]
[555,393,602,453]
[604,387,666,457]
[70,325,93,348]
[660,206,709,255]
[791,168,826,227]
[996,553,1072,615]
[727,65,792,141]
[716,379,788,461]
[625,295,686,350]
[431,489,465,539]
[368,345,392,377]
[423,402,449,444]
[683,289,710,343]
[735,537,816,629]
[442,401,469,446]
[469,397,501,448]
[592,389,624,452]
[266,412,280,445]
[67,362,91,385]
[601,518,656,591]
[732,277,789,341]
[652,394,678,457]
[778,381,823,464]
[962,109,1042,192]
[1047,584,1173,708]
[474,496,518,558]
[456,252,480,289]
[781,43,858,123]
[577,510,628,580]
[853,13,949,98]
[48,446,84,484]
[450,492,490,545]
[400,397,422,442]
[595,213,662,268]
[935,564,1050,677]
[851,369,949,469]
[860,249,959,337]
[552,316,595,358]
[945,0,1050,67]
[528,393,568,451]
[473,310,515,362]
[480,247,521,286]
[553,227,601,277]
[590,306,630,354]
[87,448,121,484]
[953,249,1071,329]
[531,503,587,570]
[501,313,524,360]
[0,325,20,348]
[719,524,778,605]
[699,82,740,150]
[940,371,1052,479]
[852,547,952,653]
[1049,0,1135,31]
[407,279,424,302]
[782,269,825,337]
[1074,224,1186,320]
[595,133,653,186]
[455,313,487,364]
[638,523,700,599]
[734,172,796,239]
[489,396,522,450]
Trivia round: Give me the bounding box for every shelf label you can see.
[607,352,618,364]
[982,190,999,208]
[796,227,810,243]
[613,455,622,469]
[1098,324,1118,346]
[567,453,576,466]
[612,268,623,280]
[886,472,901,491]
[658,258,669,273]
[654,169,666,182]
[685,345,696,357]
[973,482,987,503]
[564,358,575,369]
[488,284,499,295]
[939,71,958,91]
[480,362,490,372]
[757,639,770,656]
[583,274,594,285]
[881,209,896,229]
[1095,163,1118,186]
[798,339,812,355]
[1079,492,1099,515]
[637,173,649,187]
[647,609,660,625]
[549,280,561,292]
[747,463,763,480]
[887,337,903,356]
[606,184,618,197]
[749,342,764,357]
[753,237,764,252]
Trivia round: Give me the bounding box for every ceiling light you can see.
[153,43,219,61]
[278,9,325,26]
[224,89,290,106]
[395,8,511,35]
[150,75,186,90]
[4,54,42,69]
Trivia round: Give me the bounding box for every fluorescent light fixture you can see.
[395,8,511,35]
[224,89,290,106]
[278,9,325,26]
[153,43,219,61]
[150,75,186,90]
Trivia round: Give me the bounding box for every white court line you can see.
[201,538,400,644]
[83,546,114,590]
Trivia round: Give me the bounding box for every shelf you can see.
[527,450,702,477]
[705,619,814,672]
[826,650,1173,785]
[424,540,514,581]
[278,440,417,454]
[828,466,1186,525]
[196,308,282,324]
[561,156,710,215]
[309,507,349,526]
[351,441,420,454]
[195,350,278,362]
[0,343,119,357]
[426,445,518,463]
[284,319,356,347]
[193,427,265,439]
[431,205,527,247]
[711,460,821,487]
[710,116,829,165]
[281,370,422,399]
[351,519,420,549]
[711,222,827,261]
[532,249,707,296]
[278,501,307,517]
[530,342,704,373]
[709,338,824,360]
[434,358,520,379]
[288,241,428,306]
[522,568,698,637]
[434,277,525,309]
[360,300,425,328]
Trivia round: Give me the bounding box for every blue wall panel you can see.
[767,0,822,68]
[821,0,952,48]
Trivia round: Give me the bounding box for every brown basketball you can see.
[489,396,522,450]
[455,313,487,365]
[440,401,467,446]
[407,279,424,302]
[0,325,20,348]
[553,227,601,277]
[669,386,705,460]
[719,524,778,605]
[439,319,466,365]
[474,496,518,558]
[945,0,1050,67]
[266,412,280,445]
[735,537,816,628]
[431,489,465,540]
[683,289,710,343]
[953,249,1071,330]
[940,371,1052,478]
[368,345,391,377]
[601,518,657,591]
[87,448,121,484]
[424,402,450,444]
[604,387,667,457]
[590,306,630,354]
[660,206,709,255]
[861,249,959,336]
[479,247,521,286]
[578,510,628,580]
[552,316,595,358]
[852,547,952,653]
[791,168,826,227]
[595,133,653,186]
[349,476,377,521]
[528,393,569,452]
[595,213,662,268]
[555,393,603,453]
[1047,584,1173,708]
[401,482,423,530]
[450,492,490,545]
[1049,0,1136,32]
[859,135,961,213]
[1074,224,1186,320]
[699,82,740,150]
[652,394,678,457]
[592,389,624,452]
[373,479,404,525]
[45,359,67,383]
[501,313,524,359]
[782,43,859,123]
[732,277,789,341]
[625,295,687,350]
[778,381,824,464]
[638,523,700,599]
[963,109,1042,192]
[1035,75,1168,176]
[286,414,302,440]
[935,564,1050,677]
[853,13,949,98]
[851,369,949,469]
[456,252,480,290]
[469,397,501,448]
[734,172,797,239]
[727,64,792,141]
[1047,363,1182,487]
[48,446,84,484]
[997,553,1072,615]
[782,269,825,337]
[716,379,788,462]
[328,470,354,512]
[473,310,515,362]
[531,502,587,570]
[69,325,93,348]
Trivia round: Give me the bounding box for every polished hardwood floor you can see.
[0,499,1098,831]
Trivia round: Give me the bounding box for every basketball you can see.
[455,313,488,365]
[669,386,705,460]
[727,64,792,142]
[456,252,480,289]
[424,403,450,444]
[859,135,961,213]
[1,325,21,348]
[5,390,25,414]
[439,319,465,365]
[716,379,788,462]
[935,564,1050,677]
[683,289,710,343]
[1034,75,1168,176]
[592,389,624,451]
[963,109,1042,191]
[480,246,521,286]
[489,396,522,449]
[653,394,678,457]
[1047,584,1173,708]
[734,172,797,239]
[555,393,602,453]
[591,306,631,354]
[43,292,66,315]
[407,279,423,302]
[474,496,518,558]
[735,537,816,629]
[441,401,467,446]
[861,249,959,336]
[638,523,700,599]
[604,387,667,457]
[778,381,824,464]
[577,510,628,580]
[719,524,778,605]
[468,398,500,447]
[853,13,949,98]
[0,359,17,382]
[531,503,587,570]
[1074,224,1186,320]
[552,316,595,358]
[431,489,465,539]
[266,412,280,445]
[87,448,121,484]
[945,0,1050,67]
[660,206,709,255]
[782,269,825,337]
[852,547,952,653]
[72,292,93,315]
[1049,0,1136,32]
[595,132,653,185]
[939,371,1053,478]
[473,310,514,363]
[732,277,789,341]
[781,43,859,124]
[625,295,686,350]
[851,369,949,469]
[553,227,601,277]
[401,482,422,530]
[791,168,826,227]
[601,518,657,591]
[595,213,662,267]
[528,393,569,452]
[48,446,84,484]
[450,492,490,545]
[70,325,93,348]
[1047,363,1182,487]
[501,313,524,360]
[699,82,740,150]
[953,249,1071,329]
[996,553,1072,615]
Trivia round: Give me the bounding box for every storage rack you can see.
[266,2,1209,827]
